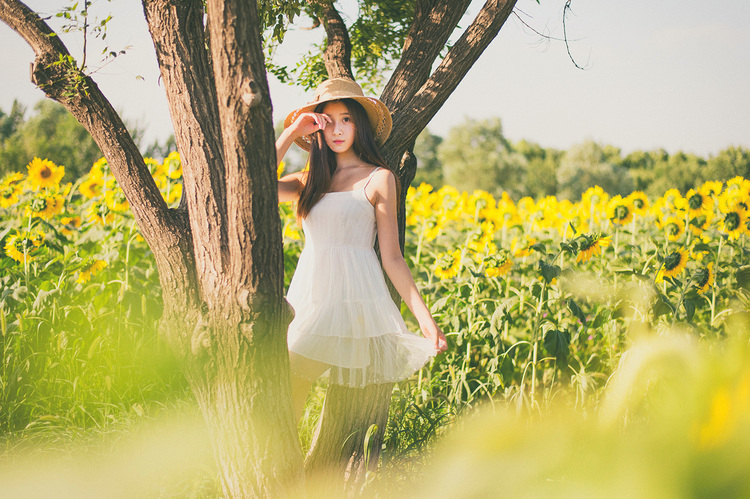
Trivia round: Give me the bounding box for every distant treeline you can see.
[414,118,750,200]
[2,102,747,200]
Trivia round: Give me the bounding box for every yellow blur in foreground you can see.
[403,332,750,499]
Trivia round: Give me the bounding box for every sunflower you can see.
[626,191,649,216]
[88,199,115,225]
[693,262,715,294]
[283,220,301,240]
[469,189,496,219]
[660,216,685,242]
[484,251,512,278]
[90,157,110,178]
[165,151,183,179]
[656,249,688,282]
[60,215,82,237]
[80,176,104,199]
[726,176,750,195]
[4,231,44,263]
[424,218,443,241]
[2,172,25,187]
[36,194,65,219]
[607,195,634,225]
[689,211,713,237]
[718,207,747,240]
[76,259,108,284]
[467,222,494,253]
[434,249,462,279]
[27,157,64,190]
[575,233,611,263]
[277,161,285,179]
[0,185,21,208]
[581,185,609,209]
[662,188,685,211]
[700,180,723,197]
[166,182,182,205]
[144,157,165,178]
[718,182,750,212]
[105,188,129,212]
[512,236,537,258]
[685,188,714,218]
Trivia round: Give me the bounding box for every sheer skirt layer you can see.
[286,188,436,388]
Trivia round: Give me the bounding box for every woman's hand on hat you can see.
[290,112,331,139]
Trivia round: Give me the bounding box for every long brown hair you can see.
[296,98,400,219]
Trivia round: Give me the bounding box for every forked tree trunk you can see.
[2,0,519,495]
[1,0,305,497]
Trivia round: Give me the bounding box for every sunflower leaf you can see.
[567,299,587,326]
[543,329,570,369]
[683,299,696,322]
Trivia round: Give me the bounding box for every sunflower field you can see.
[2,154,750,495]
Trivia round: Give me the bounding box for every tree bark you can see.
[385,0,518,156]
[319,0,354,80]
[3,0,520,494]
[2,1,304,497]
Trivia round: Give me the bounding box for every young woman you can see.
[276,78,447,420]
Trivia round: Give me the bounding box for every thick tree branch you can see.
[0,0,197,311]
[142,0,231,307]
[0,0,168,235]
[319,1,353,79]
[205,0,285,309]
[381,0,471,114]
[387,0,517,155]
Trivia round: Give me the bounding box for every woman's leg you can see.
[289,352,329,422]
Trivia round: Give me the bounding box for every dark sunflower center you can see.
[40,167,52,179]
[694,268,709,288]
[633,199,645,210]
[726,212,740,231]
[578,238,594,252]
[690,215,707,228]
[688,194,703,210]
[663,251,682,271]
[667,223,680,236]
[614,205,629,220]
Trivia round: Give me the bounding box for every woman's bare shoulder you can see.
[366,166,396,203]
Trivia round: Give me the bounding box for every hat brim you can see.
[283,96,392,152]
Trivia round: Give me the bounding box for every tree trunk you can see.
[1,1,305,496]
[3,0,520,494]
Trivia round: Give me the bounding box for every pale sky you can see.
[1,0,749,158]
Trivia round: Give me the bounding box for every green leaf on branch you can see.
[540,262,561,284]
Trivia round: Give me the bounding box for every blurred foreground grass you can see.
[3,331,750,498]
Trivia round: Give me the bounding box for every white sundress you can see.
[286,167,437,387]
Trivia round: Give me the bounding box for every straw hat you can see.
[283,78,392,151]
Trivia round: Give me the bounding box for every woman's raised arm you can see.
[275,112,330,203]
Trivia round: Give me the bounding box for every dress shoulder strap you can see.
[362,167,381,191]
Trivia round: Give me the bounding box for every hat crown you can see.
[312,78,364,103]
[284,77,392,151]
